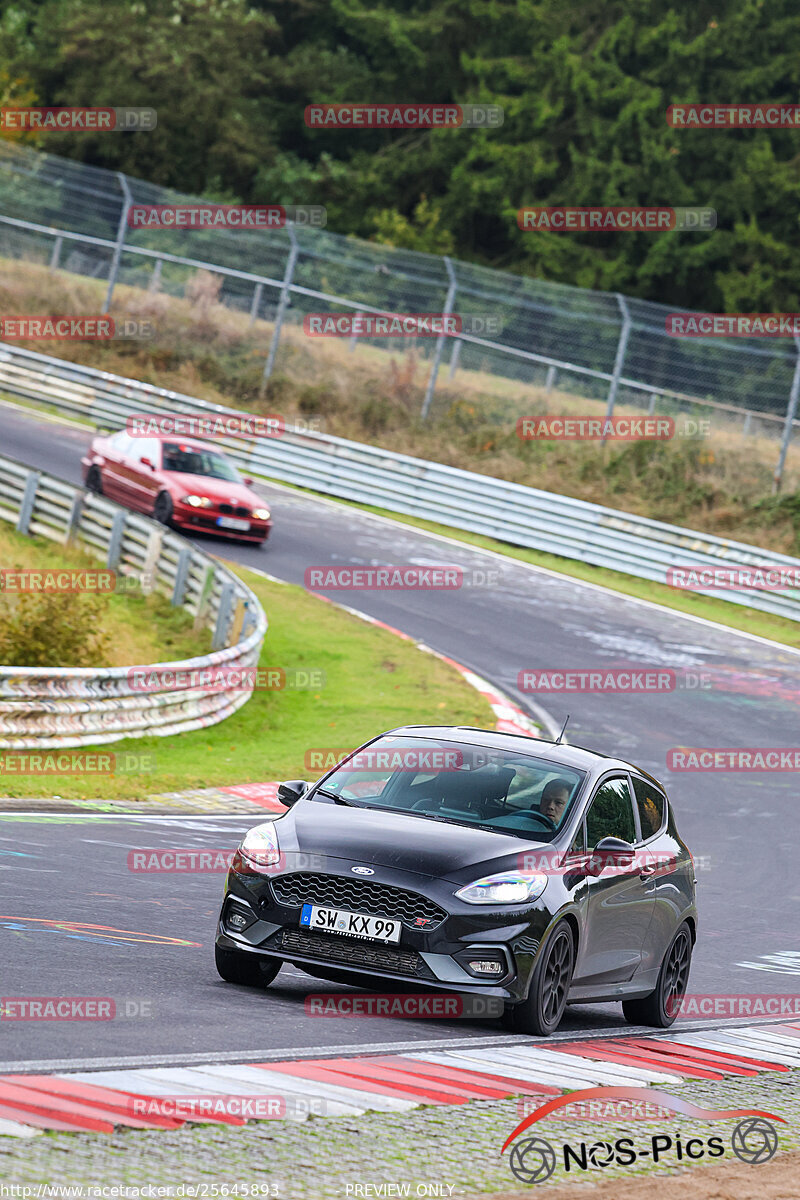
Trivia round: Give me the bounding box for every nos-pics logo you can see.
[502,1086,783,1184]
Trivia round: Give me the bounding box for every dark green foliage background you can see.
[2,0,799,308]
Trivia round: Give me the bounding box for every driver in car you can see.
[538,777,573,825]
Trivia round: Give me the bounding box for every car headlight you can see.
[232,822,282,875]
[181,494,212,508]
[252,507,271,520]
[455,871,548,905]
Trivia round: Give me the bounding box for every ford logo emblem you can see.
[351,866,374,875]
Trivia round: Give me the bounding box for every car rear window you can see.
[632,776,666,840]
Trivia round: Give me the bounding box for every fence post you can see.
[102,172,133,314]
[545,365,557,394]
[421,257,457,420]
[448,337,463,379]
[49,236,63,272]
[349,313,364,352]
[773,335,800,493]
[260,226,298,397]
[605,293,631,422]
[148,258,163,294]
[249,282,263,327]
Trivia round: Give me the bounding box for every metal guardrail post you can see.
[65,492,84,543]
[102,172,133,314]
[106,510,127,569]
[605,293,631,422]
[148,258,163,294]
[773,334,800,493]
[421,256,457,420]
[171,546,192,606]
[545,365,557,394]
[213,582,236,649]
[15,472,39,534]
[260,226,299,396]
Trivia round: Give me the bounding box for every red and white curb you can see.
[0,1023,798,1136]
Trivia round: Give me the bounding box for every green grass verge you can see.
[0,567,494,801]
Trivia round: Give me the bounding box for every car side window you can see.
[632,777,666,841]
[585,777,636,848]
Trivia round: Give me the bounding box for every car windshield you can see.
[161,442,240,481]
[311,735,585,841]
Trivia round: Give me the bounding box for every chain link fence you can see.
[1,141,799,486]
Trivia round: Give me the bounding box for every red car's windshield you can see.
[161,443,241,482]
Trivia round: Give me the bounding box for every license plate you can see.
[217,516,250,531]
[300,903,401,944]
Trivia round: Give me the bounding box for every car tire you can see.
[622,922,692,1028]
[502,918,575,1037]
[86,466,103,494]
[153,491,173,526]
[215,945,281,988]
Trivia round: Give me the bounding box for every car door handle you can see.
[639,865,657,879]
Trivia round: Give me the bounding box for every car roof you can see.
[384,725,666,791]
[110,430,221,455]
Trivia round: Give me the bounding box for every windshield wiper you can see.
[313,787,361,807]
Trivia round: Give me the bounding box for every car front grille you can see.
[279,928,429,977]
[270,872,447,929]
[219,503,250,517]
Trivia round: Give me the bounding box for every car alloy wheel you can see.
[503,918,575,1036]
[622,922,692,1028]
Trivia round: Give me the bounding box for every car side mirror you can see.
[586,837,636,876]
[244,477,254,487]
[141,457,155,469]
[277,779,309,808]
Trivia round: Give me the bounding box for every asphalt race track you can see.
[2,400,800,1067]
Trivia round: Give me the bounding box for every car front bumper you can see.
[216,868,552,1003]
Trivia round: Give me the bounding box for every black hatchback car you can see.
[215,726,697,1035]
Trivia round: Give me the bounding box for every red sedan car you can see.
[81,432,272,545]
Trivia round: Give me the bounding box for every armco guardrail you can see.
[0,449,267,749]
[2,341,800,624]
